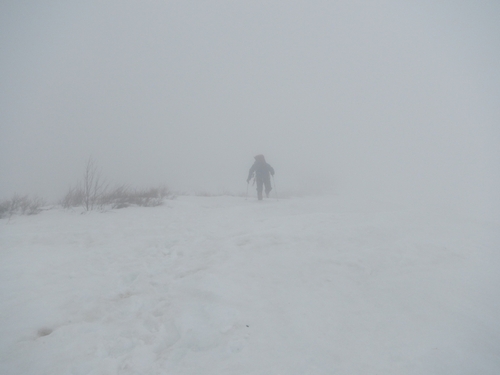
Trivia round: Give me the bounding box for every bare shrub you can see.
[9,195,32,215]
[60,158,172,210]
[82,158,107,211]
[0,195,46,218]
[6,195,23,216]
[61,158,108,211]
[103,185,171,208]
[129,186,170,207]
[100,185,130,209]
[61,186,85,208]
[25,196,45,215]
[0,200,9,218]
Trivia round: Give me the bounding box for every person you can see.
[247,154,275,200]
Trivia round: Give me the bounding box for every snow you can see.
[1,195,499,374]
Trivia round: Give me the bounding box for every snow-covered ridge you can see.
[1,195,499,374]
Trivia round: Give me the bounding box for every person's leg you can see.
[264,177,272,198]
[256,178,264,200]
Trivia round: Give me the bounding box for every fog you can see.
[1,1,499,218]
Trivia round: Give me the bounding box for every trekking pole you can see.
[272,175,278,201]
[245,181,249,200]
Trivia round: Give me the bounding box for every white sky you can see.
[1,1,499,217]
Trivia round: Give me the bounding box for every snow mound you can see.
[1,195,499,374]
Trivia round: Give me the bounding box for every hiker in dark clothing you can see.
[247,154,275,200]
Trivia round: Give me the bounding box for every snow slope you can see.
[1,195,499,374]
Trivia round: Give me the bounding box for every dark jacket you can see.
[247,155,274,182]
